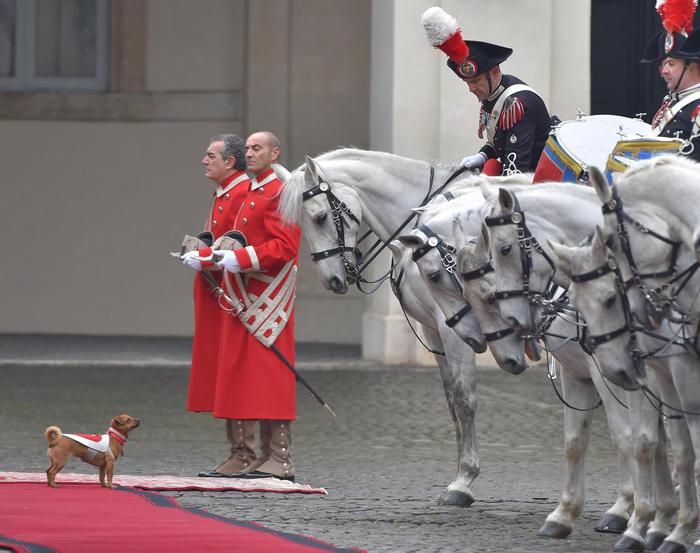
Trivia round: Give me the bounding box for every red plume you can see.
[657,0,698,35]
[421,7,470,63]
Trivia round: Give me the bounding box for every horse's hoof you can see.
[595,514,629,534]
[537,520,572,539]
[656,541,687,553]
[614,536,646,552]
[437,489,475,507]
[645,532,668,550]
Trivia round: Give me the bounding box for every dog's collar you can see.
[107,427,127,445]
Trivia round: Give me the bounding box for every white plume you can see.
[421,7,459,46]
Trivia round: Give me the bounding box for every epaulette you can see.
[498,97,527,130]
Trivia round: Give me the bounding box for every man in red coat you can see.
[189,131,301,481]
[181,134,260,478]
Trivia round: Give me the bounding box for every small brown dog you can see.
[45,414,140,488]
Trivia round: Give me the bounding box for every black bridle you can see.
[302,180,364,283]
[602,188,699,317]
[484,193,559,304]
[410,225,474,329]
[601,188,700,355]
[459,258,516,342]
[301,165,469,290]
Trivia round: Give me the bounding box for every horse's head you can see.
[483,187,547,335]
[549,227,643,391]
[397,227,486,353]
[455,220,529,374]
[293,156,363,294]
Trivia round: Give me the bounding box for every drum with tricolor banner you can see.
[604,136,683,181]
[533,114,651,183]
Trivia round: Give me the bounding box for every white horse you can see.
[396,192,661,541]
[278,148,510,506]
[481,182,681,551]
[548,166,700,553]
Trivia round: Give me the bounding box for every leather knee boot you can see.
[199,419,257,477]
[244,420,295,481]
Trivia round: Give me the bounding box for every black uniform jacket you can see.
[653,85,700,162]
[478,74,551,174]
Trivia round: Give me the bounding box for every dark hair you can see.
[210,133,246,171]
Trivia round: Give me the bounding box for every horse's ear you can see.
[498,187,515,211]
[453,217,467,248]
[590,166,612,204]
[547,239,577,276]
[592,225,613,256]
[480,221,490,250]
[694,225,700,263]
[397,228,427,250]
[479,180,497,202]
[272,163,290,184]
[304,156,318,187]
[387,239,407,260]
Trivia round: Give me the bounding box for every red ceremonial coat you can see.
[213,167,301,420]
[187,171,250,412]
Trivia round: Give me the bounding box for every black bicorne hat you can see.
[641,30,695,62]
[446,41,513,78]
[678,26,700,57]
[641,0,698,63]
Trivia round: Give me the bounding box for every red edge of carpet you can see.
[0,482,365,553]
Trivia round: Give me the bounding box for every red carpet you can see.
[0,471,326,495]
[0,483,363,553]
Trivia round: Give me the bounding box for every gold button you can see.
[258,188,264,194]
[242,217,247,225]
[225,193,230,199]
[212,220,217,226]
[249,201,255,208]
[218,206,223,212]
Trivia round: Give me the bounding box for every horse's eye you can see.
[428,270,441,283]
[604,294,616,309]
[486,293,497,305]
[315,213,328,225]
[500,244,512,256]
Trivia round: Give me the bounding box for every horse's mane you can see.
[415,173,534,217]
[622,153,699,179]
[278,147,463,224]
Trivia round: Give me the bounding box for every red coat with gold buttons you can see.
[187,170,250,413]
[212,167,301,420]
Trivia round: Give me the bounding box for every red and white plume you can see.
[656,0,698,35]
[421,6,469,63]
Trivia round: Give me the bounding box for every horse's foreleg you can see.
[429,325,479,507]
[646,415,677,549]
[657,361,699,552]
[538,367,596,538]
[612,386,660,551]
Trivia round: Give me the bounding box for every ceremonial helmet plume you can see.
[642,0,698,61]
[421,6,512,79]
[421,7,469,63]
[657,0,697,36]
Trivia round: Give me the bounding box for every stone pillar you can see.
[365,0,440,365]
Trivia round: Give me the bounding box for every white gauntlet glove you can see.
[180,251,203,271]
[460,152,488,170]
[214,250,241,273]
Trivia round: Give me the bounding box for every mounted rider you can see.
[642,0,700,161]
[421,7,552,176]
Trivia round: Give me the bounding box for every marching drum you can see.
[533,114,652,183]
[604,136,683,181]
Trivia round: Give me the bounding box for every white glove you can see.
[214,250,241,273]
[180,251,203,271]
[460,152,487,170]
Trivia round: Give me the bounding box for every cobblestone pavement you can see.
[0,361,677,552]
